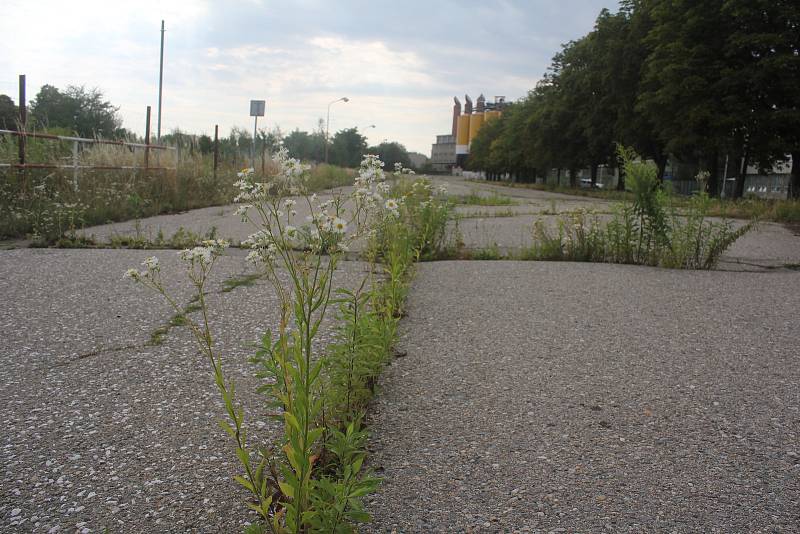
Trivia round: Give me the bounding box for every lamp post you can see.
[325,97,349,163]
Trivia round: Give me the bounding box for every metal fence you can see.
[0,127,176,173]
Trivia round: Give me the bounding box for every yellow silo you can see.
[484,110,501,122]
[468,112,485,145]
[456,114,471,155]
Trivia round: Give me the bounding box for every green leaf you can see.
[278,480,295,499]
[236,447,250,467]
[235,475,255,493]
[283,412,301,433]
[352,455,364,474]
[218,419,236,438]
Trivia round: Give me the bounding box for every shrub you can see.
[526,146,756,269]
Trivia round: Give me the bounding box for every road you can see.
[2,174,798,532]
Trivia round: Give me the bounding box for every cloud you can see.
[1,0,619,154]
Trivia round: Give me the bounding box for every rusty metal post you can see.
[144,106,151,171]
[213,124,219,180]
[72,141,79,191]
[18,75,26,166]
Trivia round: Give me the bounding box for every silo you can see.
[468,112,485,145]
[456,114,471,156]
[484,110,501,122]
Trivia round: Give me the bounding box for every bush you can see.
[526,146,756,269]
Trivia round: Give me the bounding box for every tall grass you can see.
[525,147,756,269]
[0,135,355,242]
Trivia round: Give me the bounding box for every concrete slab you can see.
[366,260,800,532]
[1,247,373,533]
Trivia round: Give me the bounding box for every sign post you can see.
[250,100,265,170]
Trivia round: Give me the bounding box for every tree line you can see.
[1,84,414,170]
[467,0,799,198]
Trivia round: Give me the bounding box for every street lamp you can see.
[325,97,349,163]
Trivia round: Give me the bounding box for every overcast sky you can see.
[1,0,618,155]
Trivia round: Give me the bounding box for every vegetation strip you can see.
[126,153,450,533]
[466,179,800,224]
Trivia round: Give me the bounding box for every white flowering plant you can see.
[125,150,428,533]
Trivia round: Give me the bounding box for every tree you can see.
[637,0,743,196]
[722,0,800,198]
[611,1,666,189]
[256,126,282,159]
[0,95,17,130]
[29,84,121,138]
[198,134,213,155]
[368,141,410,170]
[283,129,326,162]
[330,128,367,168]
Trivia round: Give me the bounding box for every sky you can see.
[1,0,618,155]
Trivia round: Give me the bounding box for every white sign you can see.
[250,100,266,117]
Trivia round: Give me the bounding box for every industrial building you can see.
[430,94,505,172]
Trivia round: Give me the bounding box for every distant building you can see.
[430,94,505,172]
[430,134,456,172]
[407,151,429,170]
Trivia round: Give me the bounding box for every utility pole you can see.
[157,20,165,141]
[325,96,349,163]
[18,74,26,168]
[145,106,151,171]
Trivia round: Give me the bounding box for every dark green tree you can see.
[30,85,121,138]
[722,0,800,197]
[330,128,367,168]
[637,0,739,195]
[0,95,17,131]
[198,134,213,155]
[368,141,410,170]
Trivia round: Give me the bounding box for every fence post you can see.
[213,124,219,181]
[72,141,79,191]
[144,106,151,172]
[18,74,26,167]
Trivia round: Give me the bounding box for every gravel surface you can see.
[77,187,356,246]
[366,261,799,532]
[436,174,800,269]
[4,174,799,532]
[1,248,372,533]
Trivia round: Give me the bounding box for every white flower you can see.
[179,246,213,265]
[123,268,141,281]
[283,199,296,208]
[331,217,347,234]
[385,199,399,211]
[142,256,159,270]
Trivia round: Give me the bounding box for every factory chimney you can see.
[452,96,461,136]
[476,94,486,113]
